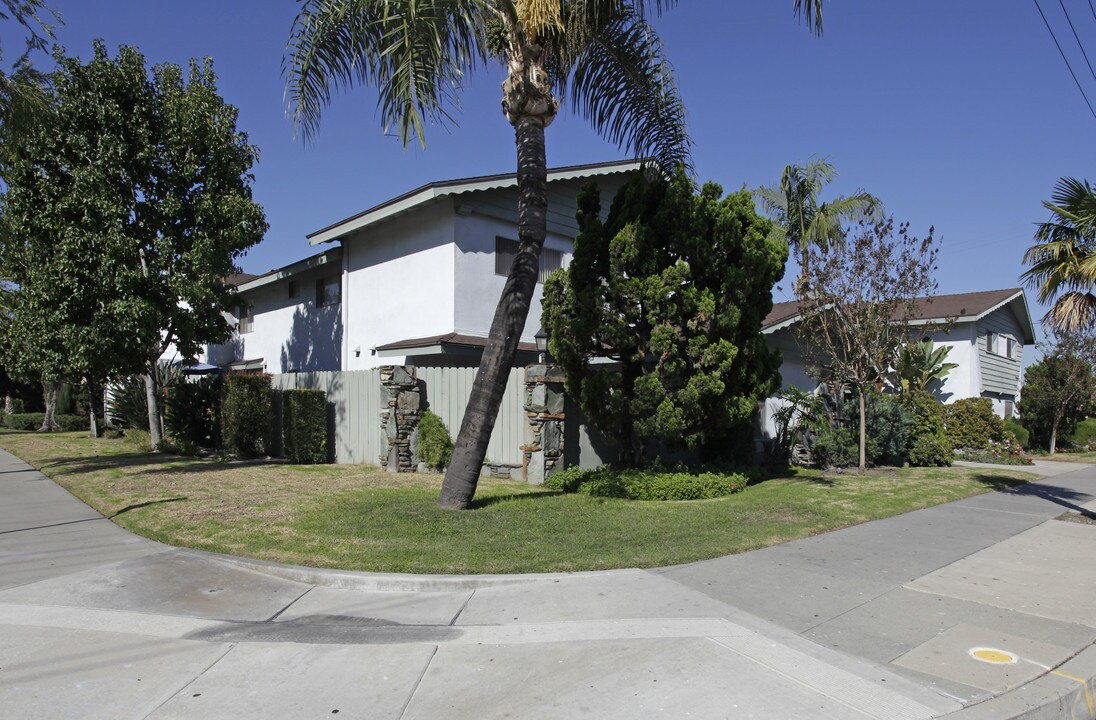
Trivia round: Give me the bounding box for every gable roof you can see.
[306,159,645,246]
[763,288,1036,343]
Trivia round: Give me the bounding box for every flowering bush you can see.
[959,437,1033,465]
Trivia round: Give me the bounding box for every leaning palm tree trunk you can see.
[440,117,549,508]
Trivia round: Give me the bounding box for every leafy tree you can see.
[794,218,941,472]
[0,42,266,442]
[0,0,60,166]
[1022,177,1096,332]
[897,339,958,393]
[541,168,786,465]
[1018,332,1096,453]
[284,0,827,508]
[753,158,881,283]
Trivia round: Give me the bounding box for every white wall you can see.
[343,200,457,371]
[453,211,573,343]
[759,327,817,440]
[923,322,978,403]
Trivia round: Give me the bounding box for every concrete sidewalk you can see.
[2,447,1095,719]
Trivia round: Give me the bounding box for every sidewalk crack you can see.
[265,585,315,623]
[448,589,476,626]
[397,645,438,720]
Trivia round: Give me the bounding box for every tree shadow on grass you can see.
[970,473,1031,492]
[109,496,188,518]
[41,452,161,475]
[471,489,564,509]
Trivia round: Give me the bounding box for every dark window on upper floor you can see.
[316,276,341,307]
[237,303,254,334]
[288,280,299,299]
[495,237,563,283]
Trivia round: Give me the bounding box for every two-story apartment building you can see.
[208,160,642,373]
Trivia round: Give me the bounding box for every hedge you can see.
[222,374,272,458]
[944,397,1003,450]
[283,389,327,464]
[417,410,453,471]
[546,466,748,501]
[2,413,90,431]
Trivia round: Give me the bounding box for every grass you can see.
[0,429,1039,574]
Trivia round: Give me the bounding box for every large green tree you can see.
[542,168,786,465]
[1022,177,1096,332]
[285,0,825,508]
[753,158,881,284]
[0,42,266,441]
[1018,332,1096,453]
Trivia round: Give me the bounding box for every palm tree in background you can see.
[1022,177,1096,332]
[285,0,826,509]
[754,157,882,285]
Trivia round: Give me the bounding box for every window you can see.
[1004,399,1014,418]
[237,303,254,334]
[494,237,563,283]
[987,332,1018,359]
[288,280,299,299]
[316,276,341,306]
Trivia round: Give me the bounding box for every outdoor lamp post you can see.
[535,327,549,364]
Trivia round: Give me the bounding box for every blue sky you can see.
[16,1,1096,342]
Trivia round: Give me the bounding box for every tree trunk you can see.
[1049,419,1058,455]
[38,380,60,432]
[144,372,163,450]
[2,395,12,414]
[439,116,549,509]
[87,375,99,438]
[858,388,867,473]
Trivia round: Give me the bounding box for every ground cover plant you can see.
[0,429,1037,574]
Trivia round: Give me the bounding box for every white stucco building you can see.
[207,160,641,373]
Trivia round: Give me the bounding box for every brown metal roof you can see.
[224,272,259,287]
[376,332,538,354]
[763,288,1029,333]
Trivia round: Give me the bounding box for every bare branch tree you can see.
[794,218,941,471]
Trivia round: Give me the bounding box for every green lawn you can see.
[0,429,1038,574]
[1030,451,1096,464]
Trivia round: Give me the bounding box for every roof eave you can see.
[307,159,645,246]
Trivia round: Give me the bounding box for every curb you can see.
[943,643,1096,720]
[188,548,641,592]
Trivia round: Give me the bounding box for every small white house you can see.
[207,160,643,373]
[759,288,1038,441]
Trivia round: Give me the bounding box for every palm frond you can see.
[284,0,492,146]
[793,0,825,36]
[1047,291,1096,333]
[563,3,690,173]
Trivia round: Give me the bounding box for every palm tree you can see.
[754,157,882,285]
[1021,177,1096,332]
[286,0,826,509]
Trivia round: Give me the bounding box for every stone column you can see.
[522,364,565,484]
[379,365,421,472]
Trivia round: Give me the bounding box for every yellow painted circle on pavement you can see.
[970,648,1017,664]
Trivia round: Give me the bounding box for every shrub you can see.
[944,397,1003,450]
[221,374,272,458]
[121,428,152,452]
[283,389,327,464]
[1002,417,1030,449]
[417,410,453,471]
[900,390,946,436]
[8,398,25,413]
[56,414,90,432]
[544,466,747,501]
[165,375,222,454]
[864,393,913,466]
[1069,418,1096,450]
[107,376,149,429]
[2,413,45,430]
[908,431,952,467]
[811,424,863,468]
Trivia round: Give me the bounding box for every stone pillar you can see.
[379,365,421,472]
[522,364,565,484]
